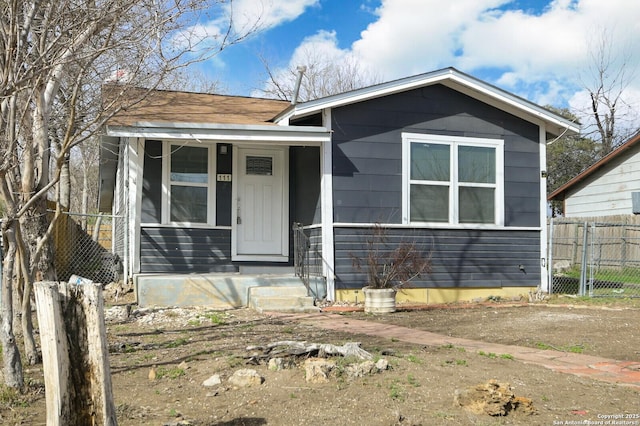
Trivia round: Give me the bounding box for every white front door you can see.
[233,147,288,261]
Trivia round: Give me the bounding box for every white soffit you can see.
[105,122,331,144]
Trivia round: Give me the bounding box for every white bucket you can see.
[363,287,397,313]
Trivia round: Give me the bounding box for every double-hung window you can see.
[166,143,213,224]
[402,133,504,225]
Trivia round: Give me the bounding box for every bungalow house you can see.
[548,131,640,217]
[99,68,579,308]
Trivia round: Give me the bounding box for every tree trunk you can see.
[18,197,54,364]
[12,228,40,365]
[34,281,117,426]
[93,214,103,242]
[81,160,89,230]
[60,154,71,213]
[1,223,24,388]
[21,277,40,365]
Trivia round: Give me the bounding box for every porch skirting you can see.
[134,273,305,308]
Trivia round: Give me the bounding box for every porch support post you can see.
[539,124,549,293]
[129,137,142,278]
[321,109,335,301]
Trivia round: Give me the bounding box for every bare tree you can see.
[169,68,228,94]
[260,47,383,102]
[580,31,639,155]
[0,0,257,388]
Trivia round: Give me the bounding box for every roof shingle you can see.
[104,86,290,127]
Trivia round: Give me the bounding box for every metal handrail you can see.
[292,222,325,301]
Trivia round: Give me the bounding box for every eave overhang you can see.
[275,67,580,139]
[104,121,331,145]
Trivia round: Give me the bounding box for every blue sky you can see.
[199,1,381,95]
[190,0,640,133]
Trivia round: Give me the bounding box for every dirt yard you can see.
[2,298,640,425]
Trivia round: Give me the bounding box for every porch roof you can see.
[104,86,290,126]
[104,121,331,144]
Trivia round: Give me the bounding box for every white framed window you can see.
[162,142,216,225]
[402,133,504,226]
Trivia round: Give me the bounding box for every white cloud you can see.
[250,30,352,98]
[458,5,586,74]
[230,0,320,33]
[281,0,640,118]
[351,0,510,78]
[174,0,319,56]
[289,30,349,65]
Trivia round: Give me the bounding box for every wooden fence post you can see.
[34,281,117,426]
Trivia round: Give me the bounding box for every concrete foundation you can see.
[135,273,311,309]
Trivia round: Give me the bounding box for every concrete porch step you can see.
[248,285,320,313]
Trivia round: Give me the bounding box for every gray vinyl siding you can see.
[298,225,323,278]
[331,84,540,226]
[216,143,233,226]
[140,227,236,273]
[141,141,234,226]
[137,142,307,271]
[335,227,540,289]
[141,140,163,223]
[309,226,322,257]
[291,146,321,225]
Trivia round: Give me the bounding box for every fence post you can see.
[571,223,579,266]
[547,218,554,294]
[621,225,628,269]
[579,222,589,296]
[34,281,117,426]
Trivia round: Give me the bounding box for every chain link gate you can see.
[549,218,640,298]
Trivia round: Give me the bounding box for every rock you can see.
[345,360,376,379]
[553,260,572,272]
[104,305,131,323]
[228,369,263,388]
[375,358,389,371]
[163,420,191,426]
[148,366,157,381]
[268,357,295,371]
[202,374,222,387]
[454,380,535,417]
[304,358,336,383]
[343,358,389,379]
[512,396,536,415]
[178,361,189,370]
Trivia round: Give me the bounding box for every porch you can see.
[134,265,324,312]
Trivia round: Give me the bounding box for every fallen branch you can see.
[246,341,373,361]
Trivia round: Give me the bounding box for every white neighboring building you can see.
[549,132,640,217]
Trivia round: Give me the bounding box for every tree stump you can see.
[34,281,117,426]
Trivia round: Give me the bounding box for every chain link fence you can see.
[549,217,640,298]
[54,212,122,285]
